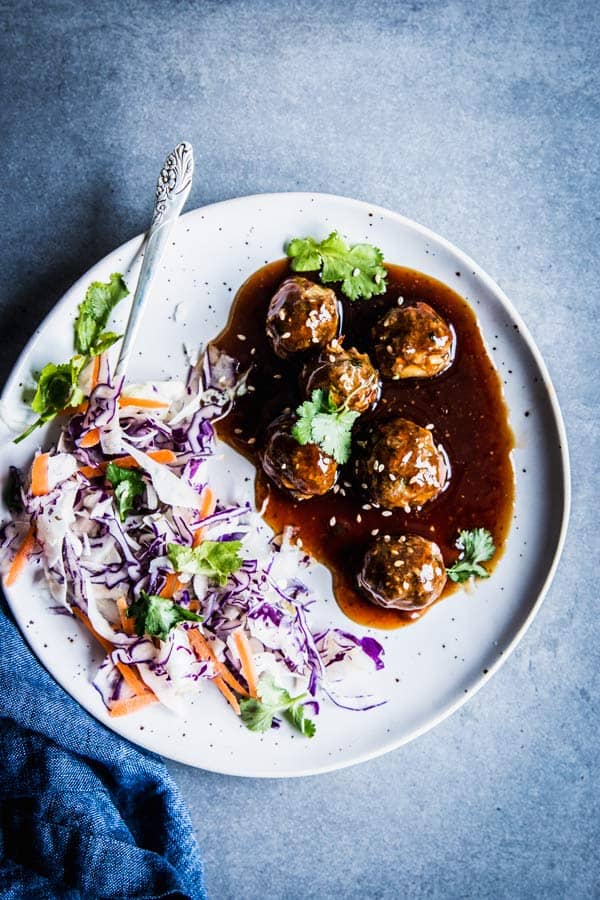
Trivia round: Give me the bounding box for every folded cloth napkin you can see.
[0,594,207,900]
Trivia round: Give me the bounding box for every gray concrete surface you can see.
[1,1,598,897]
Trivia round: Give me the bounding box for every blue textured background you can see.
[2,1,598,897]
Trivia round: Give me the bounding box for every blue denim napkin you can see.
[0,594,207,900]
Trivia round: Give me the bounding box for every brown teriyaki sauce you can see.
[213,260,514,629]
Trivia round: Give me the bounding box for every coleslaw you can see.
[1,345,385,736]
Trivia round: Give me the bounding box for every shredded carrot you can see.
[188,628,249,699]
[90,354,101,390]
[78,465,102,479]
[233,629,258,698]
[118,396,170,409]
[79,449,177,479]
[111,448,177,469]
[159,572,183,599]
[213,677,241,715]
[30,453,50,497]
[4,525,36,588]
[72,607,157,703]
[192,486,217,546]
[109,693,158,717]
[80,427,101,449]
[116,596,134,636]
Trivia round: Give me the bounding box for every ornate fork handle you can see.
[115,142,194,379]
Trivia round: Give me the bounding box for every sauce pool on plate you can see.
[214,260,515,629]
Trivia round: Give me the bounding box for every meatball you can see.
[372,301,454,379]
[358,534,447,611]
[356,418,447,510]
[303,339,380,413]
[261,414,337,500]
[266,276,339,358]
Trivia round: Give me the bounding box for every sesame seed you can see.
[234,428,242,434]
[332,484,340,494]
[273,373,282,379]
[281,332,291,339]
[250,347,256,356]
[278,310,286,320]
[382,510,393,517]
[280,463,287,470]
[377,463,385,472]
[362,503,372,510]
[352,267,360,277]
[329,517,336,527]
[394,560,402,568]
[237,334,247,341]
[356,514,362,523]
[247,437,256,445]
[297,538,303,548]
[360,483,368,490]
[384,534,391,542]
[374,273,381,284]
[371,528,379,536]
[247,385,255,392]
[403,581,410,590]
[389,473,396,481]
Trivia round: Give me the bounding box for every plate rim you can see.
[1,191,571,777]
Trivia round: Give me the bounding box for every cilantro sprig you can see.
[106,463,145,522]
[240,673,316,737]
[287,231,387,301]
[292,389,359,464]
[167,540,243,586]
[14,273,129,443]
[74,273,129,356]
[128,590,203,641]
[447,528,495,583]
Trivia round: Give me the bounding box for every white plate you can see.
[0,193,570,777]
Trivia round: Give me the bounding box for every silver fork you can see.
[115,141,194,380]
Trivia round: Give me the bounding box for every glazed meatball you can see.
[358,534,447,611]
[356,418,447,510]
[372,301,454,379]
[303,339,380,413]
[266,277,339,358]
[261,414,337,500]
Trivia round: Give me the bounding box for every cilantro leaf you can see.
[239,673,316,737]
[310,407,359,463]
[106,463,145,521]
[287,231,387,301]
[284,702,317,737]
[292,389,359,464]
[447,528,496,583]
[128,590,203,640]
[15,358,86,443]
[14,274,128,444]
[74,273,128,356]
[167,540,243,586]
[91,331,122,356]
[286,236,322,270]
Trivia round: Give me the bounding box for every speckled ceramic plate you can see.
[0,193,569,777]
